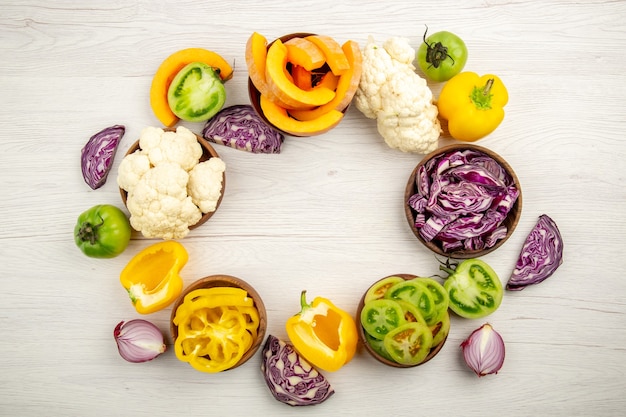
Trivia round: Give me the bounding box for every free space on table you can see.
[1,1,625,416]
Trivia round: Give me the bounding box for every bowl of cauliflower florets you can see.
[117,126,226,240]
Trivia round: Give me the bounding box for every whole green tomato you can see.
[417,27,468,82]
[74,204,131,258]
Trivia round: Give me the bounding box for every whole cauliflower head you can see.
[355,36,441,154]
[117,126,225,239]
[126,162,202,240]
[188,157,226,213]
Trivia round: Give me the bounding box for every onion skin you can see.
[261,335,334,406]
[506,214,563,291]
[81,125,125,189]
[114,320,166,363]
[460,323,505,377]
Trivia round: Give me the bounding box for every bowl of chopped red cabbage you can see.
[404,144,522,259]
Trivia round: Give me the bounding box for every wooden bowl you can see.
[357,274,448,368]
[247,32,349,138]
[119,127,225,231]
[404,144,522,259]
[169,275,267,372]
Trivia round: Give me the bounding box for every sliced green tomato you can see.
[419,278,450,323]
[443,259,503,319]
[395,300,427,326]
[360,299,406,340]
[364,332,394,362]
[385,279,438,325]
[383,322,433,365]
[364,276,404,304]
[167,62,226,122]
[429,310,450,347]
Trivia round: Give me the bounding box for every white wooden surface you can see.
[1,1,625,416]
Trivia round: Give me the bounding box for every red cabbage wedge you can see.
[202,104,284,154]
[261,335,334,406]
[506,214,563,291]
[81,124,125,189]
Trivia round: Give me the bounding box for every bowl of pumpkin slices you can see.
[245,31,362,137]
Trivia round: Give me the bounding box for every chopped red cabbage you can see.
[202,104,284,154]
[408,148,519,253]
[80,124,125,190]
[261,335,334,407]
[506,214,563,291]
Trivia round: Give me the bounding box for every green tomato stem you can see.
[439,265,456,277]
[76,217,104,245]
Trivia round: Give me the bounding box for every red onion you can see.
[114,320,166,363]
[460,323,505,377]
[81,125,125,189]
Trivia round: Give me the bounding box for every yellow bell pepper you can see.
[119,241,187,314]
[172,287,260,373]
[437,71,509,142]
[285,290,358,372]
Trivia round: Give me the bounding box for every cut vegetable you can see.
[265,39,335,109]
[114,319,166,363]
[246,32,271,96]
[260,94,344,137]
[261,334,335,406]
[506,214,563,291]
[202,104,284,154]
[285,37,325,71]
[150,48,233,127]
[383,322,433,365]
[407,147,519,253]
[289,40,362,121]
[305,35,351,75]
[461,323,505,377]
[441,258,503,319]
[167,62,226,122]
[80,125,125,190]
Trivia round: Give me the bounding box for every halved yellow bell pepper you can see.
[437,71,509,142]
[285,290,358,372]
[119,241,187,314]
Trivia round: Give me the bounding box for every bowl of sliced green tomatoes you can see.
[357,274,450,368]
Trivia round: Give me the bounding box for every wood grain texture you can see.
[1,0,625,416]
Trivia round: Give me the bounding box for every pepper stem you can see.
[299,290,310,310]
[470,78,495,110]
[483,78,494,96]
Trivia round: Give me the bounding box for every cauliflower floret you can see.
[116,150,151,193]
[140,126,202,170]
[383,36,417,67]
[138,126,165,153]
[188,157,226,213]
[126,162,202,239]
[355,36,441,154]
